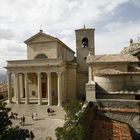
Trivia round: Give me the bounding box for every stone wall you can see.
[95,74,140,92]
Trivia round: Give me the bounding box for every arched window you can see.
[34,53,48,59]
[82,37,88,48]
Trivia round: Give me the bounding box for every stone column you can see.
[7,72,12,103]
[19,74,24,98]
[24,73,29,104]
[57,72,62,106]
[47,72,52,105]
[61,72,65,102]
[88,65,94,84]
[37,72,42,105]
[14,73,20,104]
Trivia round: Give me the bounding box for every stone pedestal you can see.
[86,82,96,101]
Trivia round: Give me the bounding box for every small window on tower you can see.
[82,38,88,48]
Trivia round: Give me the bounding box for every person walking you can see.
[47,108,50,116]
[30,131,35,139]
[23,116,25,126]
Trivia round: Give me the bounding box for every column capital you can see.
[23,72,28,75]
[14,72,19,77]
[46,72,51,76]
[36,72,41,76]
[57,71,63,75]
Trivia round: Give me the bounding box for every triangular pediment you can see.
[24,31,57,44]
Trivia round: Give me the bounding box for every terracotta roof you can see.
[90,115,132,140]
[86,54,139,64]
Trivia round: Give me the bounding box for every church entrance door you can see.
[42,83,47,98]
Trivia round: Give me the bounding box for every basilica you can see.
[5,27,140,105]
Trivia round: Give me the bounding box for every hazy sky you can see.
[0,0,140,73]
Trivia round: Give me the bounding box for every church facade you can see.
[5,30,79,105]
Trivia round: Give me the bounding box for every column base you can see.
[38,101,42,105]
[25,101,29,105]
[16,101,20,104]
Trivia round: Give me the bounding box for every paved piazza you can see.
[6,103,65,140]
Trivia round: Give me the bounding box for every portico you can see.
[7,71,64,106]
[6,59,66,106]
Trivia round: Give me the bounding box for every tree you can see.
[0,102,28,140]
[55,100,87,140]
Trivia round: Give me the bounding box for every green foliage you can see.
[0,102,28,140]
[55,100,87,140]
[46,136,53,140]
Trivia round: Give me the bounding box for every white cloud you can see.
[0,39,26,72]
[0,0,139,73]
[96,20,140,54]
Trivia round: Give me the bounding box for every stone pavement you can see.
[6,103,65,140]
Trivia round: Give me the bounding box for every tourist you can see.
[30,131,35,139]
[10,112,15,119]
[31,113,34,120]
[25,129,30,140]
[47,108,50,116]
[19,117,23,126]
[23,116,25,125]
[14,113,18,119]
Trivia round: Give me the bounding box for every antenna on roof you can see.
[39,25,43,32]
[83,20,86,29]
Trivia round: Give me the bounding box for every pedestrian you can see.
[31,113,34,120]
[47,108,50,116]
[19,117,22,126]
[23,116,25,126]
[30,131,35,139]
[33,112,37,120]
[25,129,30,140]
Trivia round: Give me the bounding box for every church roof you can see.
[86,54,139,64]
[24,30,57,43]
[24,30,75,53]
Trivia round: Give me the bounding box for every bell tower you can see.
[75,28,95,99]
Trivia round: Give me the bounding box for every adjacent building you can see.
[86,41,140,101]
